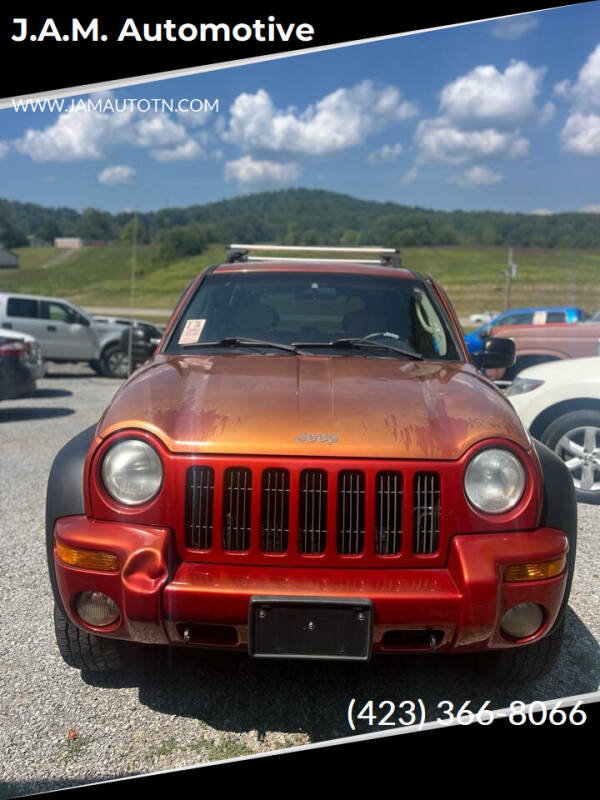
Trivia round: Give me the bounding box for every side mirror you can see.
[475,337,516,369]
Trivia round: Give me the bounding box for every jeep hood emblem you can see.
[295,432,338,445]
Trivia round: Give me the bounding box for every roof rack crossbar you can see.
[226,244,402,267]
[245,256,382,264]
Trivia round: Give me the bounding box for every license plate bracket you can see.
[248,596,373,661]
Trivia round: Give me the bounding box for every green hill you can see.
[2,243,599,320]
[2,188,600,249]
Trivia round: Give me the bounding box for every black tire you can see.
[475,616,565,682]
[99,344,129,379]
[89,359,103,375]
[540,409,600,505]
[53,602,125,672]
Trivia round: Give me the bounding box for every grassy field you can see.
[1,244,599,320]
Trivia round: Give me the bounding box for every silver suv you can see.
[0,293,127,377]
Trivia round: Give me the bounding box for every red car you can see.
[0,337,37,400]
[46,246,577,681]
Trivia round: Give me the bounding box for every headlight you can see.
[101,439,163,505]
[506,378,544,396]
[464,448,526,514]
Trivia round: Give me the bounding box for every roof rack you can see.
[226,244,403,267]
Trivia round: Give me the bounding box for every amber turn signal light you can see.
[504,556,566,583]
[56,540,119,572]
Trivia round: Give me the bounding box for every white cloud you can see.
[556,43,600,108]
[367,141,403,165]
[402,166,418,184]
[491,16,539,40]
[530,208,554,216]
[135,116,188,147]
[415,118,528,163]
[448,165,503,188]
[554,79,571,99]
[223,80,418,156]
[151,140,205,161]
[15,109,134,161]
[580,204,600,213]
[98,165,136,186]
[539,101,556,126]
[464,165,503,186]
[439,60,546,129]
[561,111,600,155]
[224,156,300,185]
[13,106,204,163]
[558,44,600,157]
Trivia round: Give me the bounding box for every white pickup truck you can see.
[0,293,128,377]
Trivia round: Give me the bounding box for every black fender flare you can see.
[45,424,96,611]
[533,438,577,622]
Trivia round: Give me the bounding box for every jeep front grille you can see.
[413,472,440,555]
[299,469,327,554]
[185,466,215,549]
[184,461,442,563]
[260,468,290,553]
[222,467,252,551]
[375,471,403,555]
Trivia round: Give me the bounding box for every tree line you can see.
[2,189,600,259]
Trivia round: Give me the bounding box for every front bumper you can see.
[53,516,569,655]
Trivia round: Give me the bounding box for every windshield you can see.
[164,271,462,361]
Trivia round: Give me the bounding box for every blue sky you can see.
[1,4,600,214]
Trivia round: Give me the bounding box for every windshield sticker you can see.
[179,318,206,344]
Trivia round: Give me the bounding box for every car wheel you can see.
[99,344,129,379]
[475,616,564,682]
[540,409,600,504]
[89,359,103,375]
[53,603,125,672]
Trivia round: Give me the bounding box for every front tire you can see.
[99,344,129,379]
[475,617,565,682]
[540,409,600,504]
[53,603,125,672]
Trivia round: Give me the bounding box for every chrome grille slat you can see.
[223,467,252,551]
[261,468,290,552]
[185,466,214,549]
[375,471,403,554]
[413,472,440,554]
[337,470,365,554]
[299,469,327,553]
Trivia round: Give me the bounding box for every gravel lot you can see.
[1,364,598,797]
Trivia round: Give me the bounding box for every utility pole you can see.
[128,212,138,377]
[501,247,518,311]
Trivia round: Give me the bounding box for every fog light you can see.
[500,603,544,639]
[75,591,120,627]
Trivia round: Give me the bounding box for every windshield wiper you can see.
[179,337,298,353]
[292,338,424,360]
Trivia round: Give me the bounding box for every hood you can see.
[96,353,529,459]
